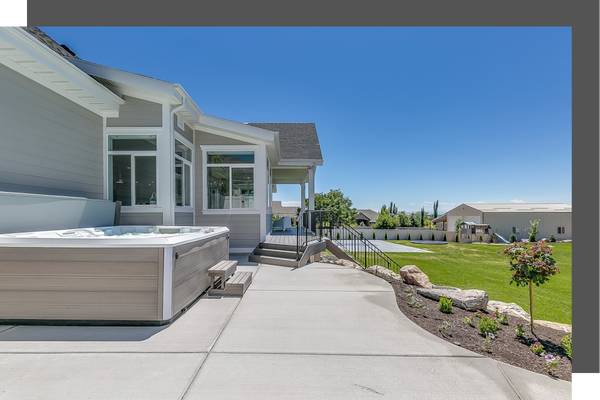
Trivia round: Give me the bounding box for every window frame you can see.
[174,136,194,209]
[107,133,158,208]
[201,145,258,213]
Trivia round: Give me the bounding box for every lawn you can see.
[385,241,572,324]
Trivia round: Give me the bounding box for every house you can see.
[356,209,380,226]
[0,27,323,253]
[272,201,299,219]
[432,203,572,241]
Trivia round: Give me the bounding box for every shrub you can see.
[324,232,328,237]
[360,232,363,240]
[348,233,352,240]
[515,322,525,338]
[336,232,340,240]
[438,296,453,313]
[492,308,509,325]
[550,234,556,242]
[509,233,517,243]
[396,233,399,240]
[455,234,459,242]
[529,233,536,242]
[431,233,435,240]
[443,233,447,241]
[477,315,499,336]
[479,235,483,242]
[384,232,388,240]
[372,232,376,240]
[419,233,423,240]
[561,334,572,358]
[407,233,411,241]
[489,235,494,243]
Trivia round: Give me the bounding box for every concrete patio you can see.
[0,258,571,399]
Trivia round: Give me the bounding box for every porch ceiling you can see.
[271,168,308,184]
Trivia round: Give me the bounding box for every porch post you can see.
[300,180,305,213]
[308,166,315,211]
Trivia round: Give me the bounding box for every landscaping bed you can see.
[380,274,572,381]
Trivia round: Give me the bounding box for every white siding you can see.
[0,64,104,199]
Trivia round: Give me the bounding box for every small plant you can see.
[348,233,352,240]
[509,233,517,243]
[477,315,499,336]
[419,233,423,240]
[479,235,483,242]
[561,334,572,358]
[530,341,544,355]
[372,232,376,240]
[515,322,526,338]
[438,296,453,313]
[407,233,411,241]
[481,333,494,352]
[407,294,423,308]
[404,287,413,294]
[336,232,340,240]
[431,233,435,240]
[474,310,485,319]
[550,234,556,242]
[324,232,328,237]
[443,233,447,241]
[360,232,363,240]
[463,314,475,325]
[545,355,558,375]
[396,233,400,240]
[493,308,509,325]
[384,232,388,240]
[438,321,452,333]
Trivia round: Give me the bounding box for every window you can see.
[206,151,254,209]
[175,139,192,207]
[558,227,565,234]
[512,227,520,234]
[108,135,157,206]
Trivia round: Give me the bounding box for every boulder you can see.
[487,300,530,320]
[399,265,433,289]
[366,265,402,282]
[416,286,488,311]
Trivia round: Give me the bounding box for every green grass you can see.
[386,241,572,324]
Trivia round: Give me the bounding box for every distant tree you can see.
[420,207,425,227]
[390,201,393,215]
[312,189,357,226]
[374,209,398,229]
[433,200,439,219]
[410,212,421,227]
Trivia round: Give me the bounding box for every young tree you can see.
[454,218,462,242]
[433,200,439,219]
[420,207,425,228]
[500,242,559,334]
[525,219,540,242]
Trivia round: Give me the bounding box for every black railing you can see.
[297,210,403,273]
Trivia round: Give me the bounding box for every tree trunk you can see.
[529,279,534,334]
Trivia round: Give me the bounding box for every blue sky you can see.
[40,27,572,214]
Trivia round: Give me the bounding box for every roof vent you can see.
[60,44,77,57]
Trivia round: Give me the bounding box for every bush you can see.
[489,235,494,243]
[396,233,399,240]
[443,233,447,241]
[372,232,376,240]
[561,334,572,358]
[431,233,435,240]
[550,234,556,242]
[419,233,423,240]
[509,233,517,243]
[336,232,340,240]
[384,232,388,240]
[529,233,536,242]
[455,234,459,242]
[360,232,363,240]
[477,315,499,336]
[438,297,453,313]
[348,233,352,240]
[407,234,411,241]
[479,235,483,242]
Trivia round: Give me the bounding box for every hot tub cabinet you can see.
[0,226,229,325]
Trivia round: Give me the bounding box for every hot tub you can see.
[0,226,229,325]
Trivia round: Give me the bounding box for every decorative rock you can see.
[416,286,489,311]
[366,265,402,282]
[399,265,433,289]
[487,300,530,320]
[533,320,572,334]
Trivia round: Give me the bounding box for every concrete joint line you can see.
[210,350,486,359]
[0,351,210,355]
[0,326,17,335]
[178,263,262,400]
[495,361,524,400]
[249,289,392,293]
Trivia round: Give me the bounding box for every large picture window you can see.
[108,135,157,206]
[207,151,254,210]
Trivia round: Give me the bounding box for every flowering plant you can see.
[561,334,572,359]
[545,355,558,375]
[463,314,475,325]
[530,341,544,355]
[493,308,509,325]
[477,315,499,337]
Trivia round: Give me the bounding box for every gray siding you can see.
[0,64,104,199]
[106,95,162,127]
[196,130,255,146]
[196,214,260,249]
[120,212,163,226]
[174,116,193,143]
[483,212,572,241]
[175,212,194,226]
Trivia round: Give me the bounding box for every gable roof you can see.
[356,209,379,222]
[21,27,82,60]
[245,123,323,162]
[465,203,572,213]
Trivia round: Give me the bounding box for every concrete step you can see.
[252,248,298,259]
[248,254,299,268]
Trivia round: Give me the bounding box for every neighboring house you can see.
[356,209,379,226]
[432,203,572,241]
[0,27,323,252]
[272,201,299,219]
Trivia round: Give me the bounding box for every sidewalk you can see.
[0,260,571,399]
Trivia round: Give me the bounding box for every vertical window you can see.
[108,135,157,206]
[174,140,192,207]
[558,227,565,234]
[206,151,254,209]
